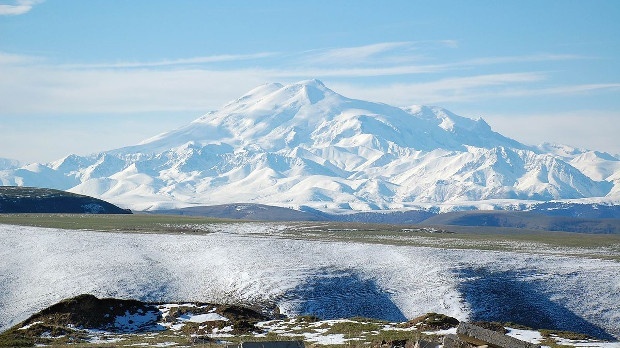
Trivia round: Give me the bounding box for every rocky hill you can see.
[0,186,131,214]
[0,294,268,347]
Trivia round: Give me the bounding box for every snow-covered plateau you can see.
[1,79,619,212]
[1,223,619,340]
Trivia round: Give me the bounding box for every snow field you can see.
[0,223,619,339]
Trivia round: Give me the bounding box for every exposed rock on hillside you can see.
[1,295,612,348]
[0,294,268,347]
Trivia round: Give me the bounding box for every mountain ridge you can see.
[1,80,618,212]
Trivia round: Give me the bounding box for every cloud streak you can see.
[268,64,448,77]
[304,41,415,64]
[502,83,620,97]
[64,52,277,69]
[4,59,612,117]
[0,0,42,15]
[330,73,547,105]
[459,53,588,66]
[301,40,459,66]
[0,51,42,64]
[0,43,616,116]
[0,64,271,114]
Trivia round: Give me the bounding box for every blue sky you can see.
[1,0,619,164]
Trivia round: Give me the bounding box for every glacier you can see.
[1,79,618,212]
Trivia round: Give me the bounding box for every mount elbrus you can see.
[1,80,618,212]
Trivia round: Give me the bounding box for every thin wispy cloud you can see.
[421,72,545,89]
[269,64,448,78]
[439,40,459,48]
[10,41,455,78]
[0,51,42,64]
[303,40,459,66]
[459,53,588,66]
[305,42,414,64]
[64,52,277,69]
[518,83,620,96]
[295,44,591,76]
[0,0,42,15]
[0,64,270,114]
[0,44,616,116]
[332,73,547,105]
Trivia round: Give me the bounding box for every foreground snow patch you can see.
[180,313,229,323]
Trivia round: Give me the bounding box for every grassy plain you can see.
[1,213,619,260]
[0,213,225,234]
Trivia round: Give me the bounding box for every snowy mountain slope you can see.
[536,143,620,199]
[1,79,618,211]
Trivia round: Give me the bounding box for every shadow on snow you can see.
[455,267,615,340]
[283,270,406,322]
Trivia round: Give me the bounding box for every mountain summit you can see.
[125,79,526,156]
[1,80,618,211]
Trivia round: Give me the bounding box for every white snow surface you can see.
[1,80,619,211]
[506,328,620,348]
[1,223,619,339]
[179,313,229,323]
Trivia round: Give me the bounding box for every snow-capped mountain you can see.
[0,157,19,171]
[1,79,618,212]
